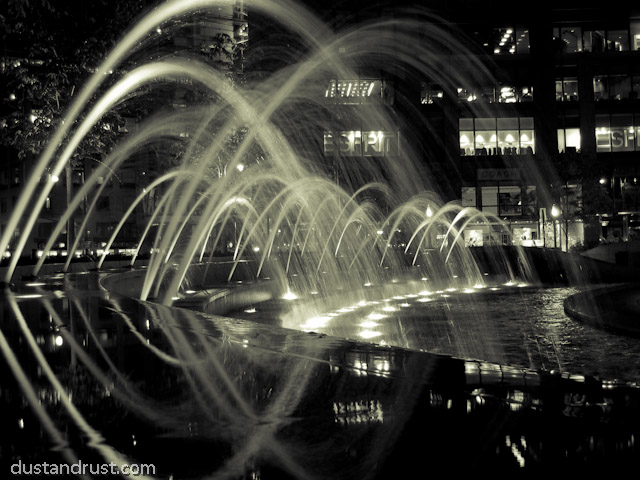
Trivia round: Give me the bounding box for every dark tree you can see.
[0,0,146,161]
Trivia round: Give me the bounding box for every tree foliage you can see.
[0,0,146,161]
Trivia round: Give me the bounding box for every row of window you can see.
[556,75,640,102]
[461,115,640,155]
[553,25,640,54]
[461,185,537,217]
[474,22,640,57]
[459,117,535,156]
[333,74,640,106]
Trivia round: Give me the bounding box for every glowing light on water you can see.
[360,321,379,328]
[282,290,298,300]
[367,313,386,321]
[382,306,397,312]
[244,307,257,313]
[417,297,433,303]
[419,290,432,296]
[302,316,331,330]
[463,288,474,294]
[359,330,382,339]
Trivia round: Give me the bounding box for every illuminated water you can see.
[244,285,640,384]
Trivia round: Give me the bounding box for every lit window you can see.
[325,79,382,104]
[459,118,535,155]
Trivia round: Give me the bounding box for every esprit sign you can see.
[477,168,520,181]
[324,131,398,156]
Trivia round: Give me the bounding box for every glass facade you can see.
[557,128,581,153]
[554,27,633,52]
[459,117,534,155]
[464,185,536,217]
[595,114,640,152]
[594,74,640,101]
[555,78,578,101]
[457,85,532,103]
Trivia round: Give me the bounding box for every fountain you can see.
[2,0,640,477]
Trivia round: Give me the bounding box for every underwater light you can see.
[359,330,381,339]
[360,321,379,328]
[282,290,298,300]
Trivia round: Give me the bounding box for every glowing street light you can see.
[551,205,560,249]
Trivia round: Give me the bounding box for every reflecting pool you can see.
[2,272,640,478]
[244,285,640,384]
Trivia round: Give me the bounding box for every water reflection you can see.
[2,273,640,477]
[280,285,640,383]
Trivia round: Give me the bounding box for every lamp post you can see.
[551,205,560,249]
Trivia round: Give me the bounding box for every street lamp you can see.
[551,205,560,249]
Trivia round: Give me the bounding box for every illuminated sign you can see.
[323,131,398,157]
